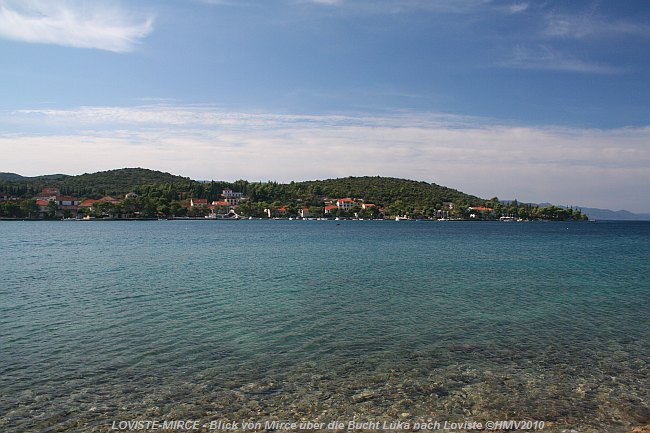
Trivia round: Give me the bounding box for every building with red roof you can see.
[190,198,208,207]
[336,198,356,210]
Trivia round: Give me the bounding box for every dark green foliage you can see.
[0,168,190,198]
[286,176,482,216]
[0,169,587,221]
[0,172,67,182]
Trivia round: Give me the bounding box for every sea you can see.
[0,220,648,433]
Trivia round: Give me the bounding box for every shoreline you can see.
[0,217,601,222]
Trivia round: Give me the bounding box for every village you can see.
[0,187,469,220]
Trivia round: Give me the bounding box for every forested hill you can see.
[1,169,482,207]
[0,172,68,182]
[2,168,590,220]
[290,177,483,209]
[0,168,192,197]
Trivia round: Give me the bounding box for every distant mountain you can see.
[577,207,650,221]
[502,200,650,221]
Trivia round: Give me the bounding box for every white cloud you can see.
[508,3,528,14]
[0,0,153,52]
[543,13,650,39]
[500,44,625,75]
[2,106,650,212]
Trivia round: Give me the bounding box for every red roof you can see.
[35,200,49,206]
[212,201,229,205]
[324,205,339,211]
[192,198,208,204]
[79,199,98,207]
[338,198,354,202]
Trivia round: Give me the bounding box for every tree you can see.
[170,201,184,217]
[95,201,116,218]
[20,199,39,219]
[47,200,58,219]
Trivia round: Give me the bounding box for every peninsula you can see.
[0,168,587,221]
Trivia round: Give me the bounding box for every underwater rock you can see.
[627,426,650,433]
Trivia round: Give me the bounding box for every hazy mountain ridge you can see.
[574,207,650,221]
[503,201,650,221]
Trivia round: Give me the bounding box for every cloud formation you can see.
[0,0,153,52]
[543,12,650,39]
[2,105,650,212]
[500,44,625,75]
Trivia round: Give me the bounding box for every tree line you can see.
[0,169,587,220]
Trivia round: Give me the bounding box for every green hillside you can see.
[2,169,479,208]
[59,168,191,196]
[1,168,587,220]
[292,176,482,208]
[0,172,68,182]
[0,168,191,197]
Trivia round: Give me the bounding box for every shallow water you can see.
[1,220,648,432]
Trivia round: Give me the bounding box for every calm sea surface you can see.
[0,220,648,432]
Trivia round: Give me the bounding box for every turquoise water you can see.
[0,220,648,432]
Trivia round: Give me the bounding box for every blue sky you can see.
[1,0,649,212]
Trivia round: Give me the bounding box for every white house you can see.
[222,189,246,205]
[336,198,355,211]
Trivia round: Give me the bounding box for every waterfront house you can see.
[34,188,60,201]
[323,205,339,214]
[35,199,50,217]
[265,207,288,218]
[221,189,247,206]
[33,194,81,217]
[210,201,231,213]
[299,208,311,218]
[35,188,59,196]
[190,198,208,207]
[336,198,355,211]
[78,199,99,211]
[468,206,494,219]
[55,196,81,207]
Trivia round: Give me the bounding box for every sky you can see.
[1,0,649,212]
